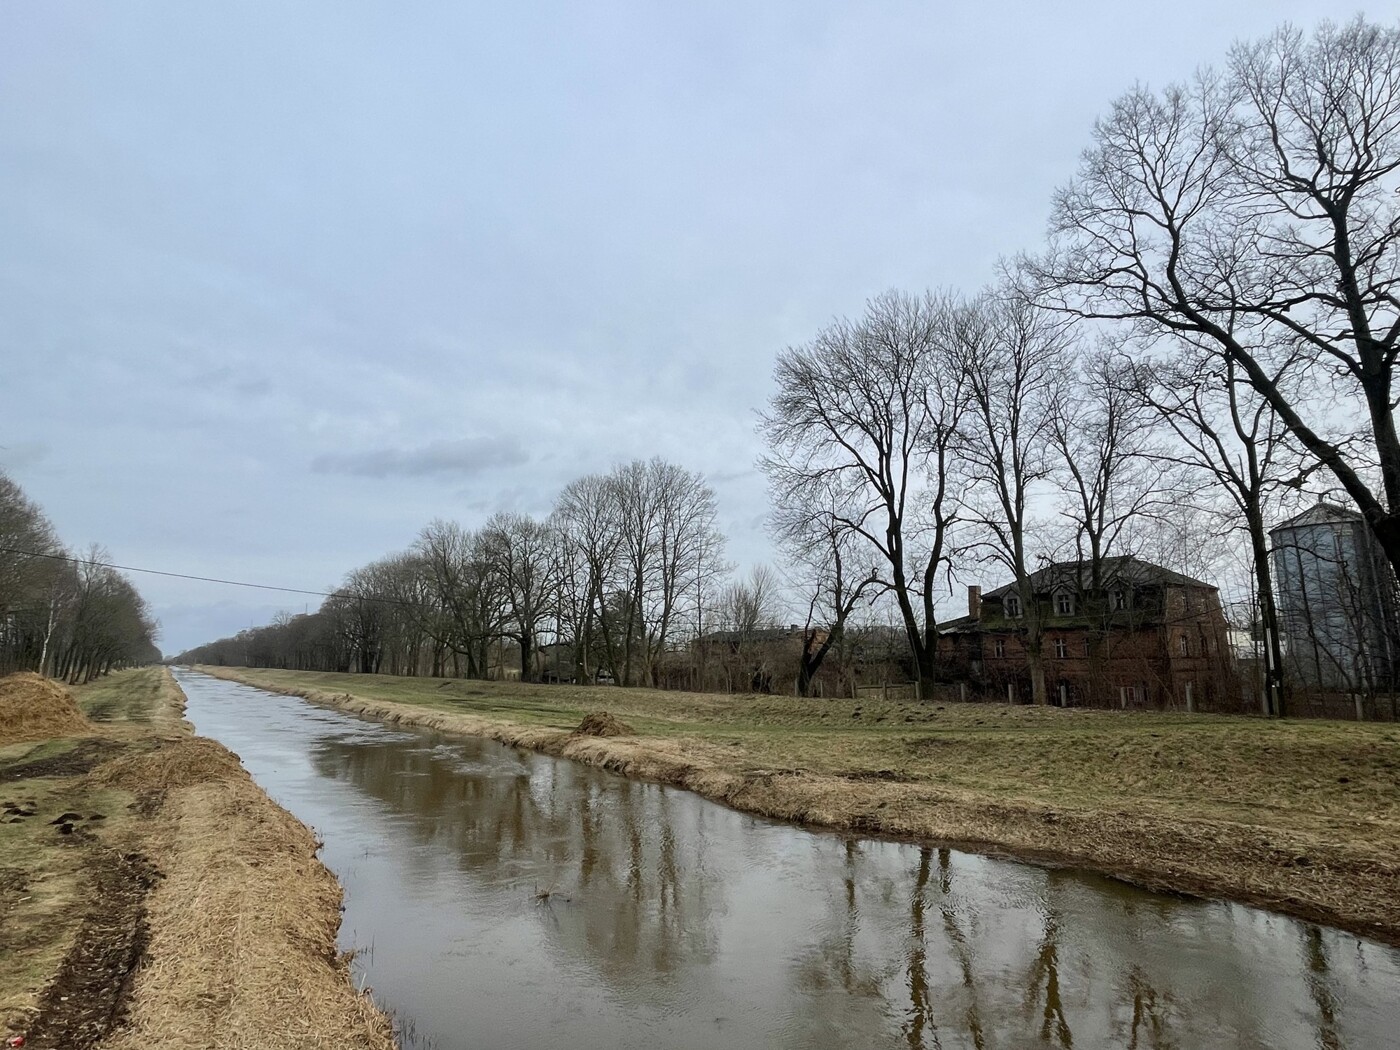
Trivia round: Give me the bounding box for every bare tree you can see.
[714,564,783,635]
[768,478,880,697]
[53,545,159,682]
[760,289,966,687]
[552,472,623,681]
[1125,346,1298,714]
[1044,348,1186,705]
[955,290,1070,705]
[1049,348,1176,584]
[609,459,724,686]
[481,512,558,682]
[1034,17,1400,582]
[412,519,504,678]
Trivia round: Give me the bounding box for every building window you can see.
[1004,595,1021,618]
[1055,592,1074,615]
[994,639,1006,658]
[1178,635,1189,656]
[1083,637,1092,656]
[1113,589,1127,610]
[1054,638,1068,659]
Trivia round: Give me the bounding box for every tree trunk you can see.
[1246,507,1288,717]
[519,631,534,683]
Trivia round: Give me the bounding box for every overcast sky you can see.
[0,2,1371,655]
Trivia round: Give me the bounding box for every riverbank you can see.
[195,664,1400,946]
[0,667,395,1049]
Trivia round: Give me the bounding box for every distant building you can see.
[1270,503,1398,692]
[938,556,1236,710]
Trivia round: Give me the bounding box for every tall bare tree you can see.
[955,290,1070,705]
[1125,345,1299,714]
[769,484,880,696]
[1034,16,1400,582]
[760,289,966,686]
[482,511,558,682]
[411,519,504,678]
[1049,348,1175,585]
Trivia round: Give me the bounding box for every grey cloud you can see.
[0,441,50,470]
[235,377,272,397]
[311,436,528,479]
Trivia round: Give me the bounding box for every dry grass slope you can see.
[1,667,395,1050]
[99,735,396,1050]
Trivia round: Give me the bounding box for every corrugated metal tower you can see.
[1270,503,1399,692]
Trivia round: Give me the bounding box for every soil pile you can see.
[573,711,635,738]
[0,672,91,747]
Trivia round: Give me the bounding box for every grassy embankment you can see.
[0,667,394,1050]
[200,665,1400,946]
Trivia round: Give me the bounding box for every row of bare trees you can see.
[0,471,160,682]
[764,16,1400,711]
[174,459,732,685]
[761,289,1177,706]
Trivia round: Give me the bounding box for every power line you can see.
[0,544,407,605]
[0,545,811,633]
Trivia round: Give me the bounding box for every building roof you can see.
[981,555,1215,600]
[1271,501,1363,534]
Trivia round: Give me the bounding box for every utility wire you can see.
[0,544,417,608]
[0,544,812,633]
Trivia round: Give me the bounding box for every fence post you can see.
[959,682,967,703]
[882,680,889,703]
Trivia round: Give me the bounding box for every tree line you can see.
[180,17,1400,714]
[0,470,161,682]
[174,459,736,686]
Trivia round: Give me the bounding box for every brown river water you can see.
[174,670,1400,1050]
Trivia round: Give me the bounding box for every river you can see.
[174,670,1400,1050]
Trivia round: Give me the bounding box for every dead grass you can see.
[101,742,395,1050]
[85,736,243,796]
[1,667,395,1050]
[572,710,635,737]
[199,664,1400,945]
[0,672,92,747]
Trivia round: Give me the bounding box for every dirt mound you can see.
[572,711,635,738]
[86,737,242,794]
[0,672,92,747]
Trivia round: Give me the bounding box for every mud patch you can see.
[1,739,126,782]
[24,850,157,1050]
[842,768,918,783]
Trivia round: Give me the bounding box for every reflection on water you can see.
[175,672,1400,1050]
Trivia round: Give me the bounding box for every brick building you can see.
[938,556,1237,710]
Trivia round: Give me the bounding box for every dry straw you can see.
[92,681,396,1050]
[0,672,92,747]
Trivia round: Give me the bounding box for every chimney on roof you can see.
[968,585,981,621]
